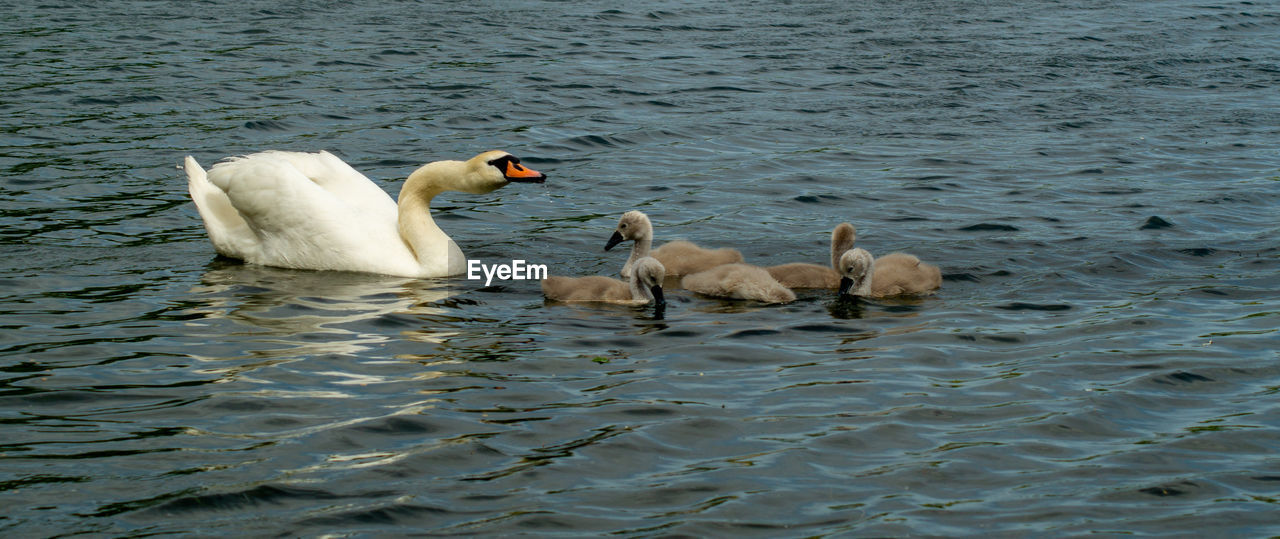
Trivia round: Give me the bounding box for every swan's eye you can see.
[487,155,521,171]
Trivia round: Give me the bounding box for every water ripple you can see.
[2,0,1279,536]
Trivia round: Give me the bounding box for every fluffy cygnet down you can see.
[681,263,796,304]
[604,210,743,278]
[766,222,856,289]
[837,248,942,298]
[542,256,667,307]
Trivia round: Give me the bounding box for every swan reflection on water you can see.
[178,255,932,381]
[183,259,461,362]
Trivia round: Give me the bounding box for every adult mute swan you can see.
[184,150,545,278]
[837,248,942,299]
[766,222,856,289]
[541,256,667,307]
[603,210,742,278]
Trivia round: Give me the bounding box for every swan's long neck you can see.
[852,258,874,296]
[831,238,847,270]
[397,163,468,275]
[623,234,652,279]
[831,224,856,270]
[629,271,655,301]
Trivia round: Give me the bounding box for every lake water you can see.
[2,0,1278,535]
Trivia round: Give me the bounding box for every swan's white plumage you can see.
[184,149,541,278]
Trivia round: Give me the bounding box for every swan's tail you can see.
[182,155,253,260]
[183,156,208,192]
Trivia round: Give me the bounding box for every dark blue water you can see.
[2,0,1278,535]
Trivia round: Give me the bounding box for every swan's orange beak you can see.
[504,161,546,183]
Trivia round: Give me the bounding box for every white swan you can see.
[541,256,666,307]
[603,210,742,278]
[184,150,545,278]
[766,222,856,289]
[837,248,942,298]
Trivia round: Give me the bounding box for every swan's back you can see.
[766,262,840,289]
[681,263,795,304]
[871,252,942,297]
[652,240,743,276]
[188,151,421,275]
[208,151,397,220]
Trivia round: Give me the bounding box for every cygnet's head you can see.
[604,210,652,251]
[837,248,875,297]
[632,256,667,307]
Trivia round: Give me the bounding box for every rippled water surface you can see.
[3,0,1279,535]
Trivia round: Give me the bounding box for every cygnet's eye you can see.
[620,223,628,228]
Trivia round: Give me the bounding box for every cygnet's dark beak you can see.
[503,160,546,183]
[650,285,666,309]
[838,276,854,297]
[604,231,624,251]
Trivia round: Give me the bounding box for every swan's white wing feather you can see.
[205,153,420,275]
[250,150,399,219]
[185,156,260,259]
